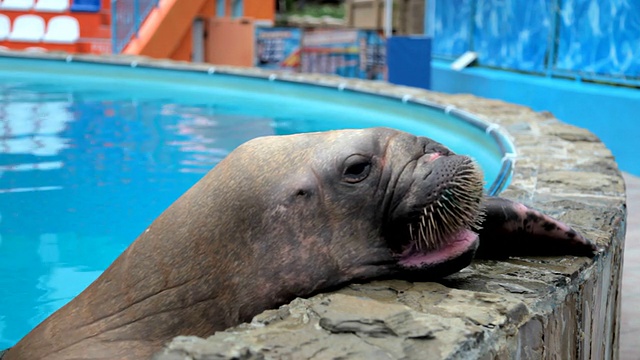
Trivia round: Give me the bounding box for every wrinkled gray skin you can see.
[4,128,596,360]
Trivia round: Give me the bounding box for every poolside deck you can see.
[622,172,639,360]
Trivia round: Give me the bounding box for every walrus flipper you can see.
[474,197,598,259]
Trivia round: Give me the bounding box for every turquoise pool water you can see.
[0,57,508,347]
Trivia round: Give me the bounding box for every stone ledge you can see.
[2,52,622,359]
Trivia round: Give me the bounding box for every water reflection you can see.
[0,101,72,157]
[161,104,274,173]
[0,81,276,347]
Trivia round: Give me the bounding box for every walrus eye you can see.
[342,155,372,183]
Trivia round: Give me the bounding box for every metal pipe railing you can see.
[111,0,159,54]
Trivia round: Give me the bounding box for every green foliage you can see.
[287,3,345,19]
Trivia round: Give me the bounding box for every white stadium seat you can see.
[0,15,10,40]
[8,15,45,42]
[25,47,48,52]
[34,0,69,12]
[0,0,35,10]
[43,16,80,43]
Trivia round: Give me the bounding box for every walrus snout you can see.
[405,154,484,215]
[413,154,484,236]
[385,153,485,273]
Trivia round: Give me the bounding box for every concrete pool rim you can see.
[0,51,626,359]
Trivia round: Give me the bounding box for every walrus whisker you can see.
[427,207,437,247]
[427,218,437,248]
[420,221,428,249]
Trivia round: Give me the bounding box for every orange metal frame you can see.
[1,0,274,61]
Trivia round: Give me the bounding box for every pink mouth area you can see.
[398,229,479,268]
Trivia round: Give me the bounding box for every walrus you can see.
[3,127,597,360]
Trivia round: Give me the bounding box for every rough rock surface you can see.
[6,53,623,360]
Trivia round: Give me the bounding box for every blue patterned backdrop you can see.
[432,0,640,82]
[556,0,640,78]
[473,0,551,72]
[432,0,473,57]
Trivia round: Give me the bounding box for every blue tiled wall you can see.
[432,0,640,82]
[555,0,640,78]
[473,0,551,72]
[432,0,473,57]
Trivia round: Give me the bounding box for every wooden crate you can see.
[399,0,425,35]
[345,0,425,34]
[345,0,384,30]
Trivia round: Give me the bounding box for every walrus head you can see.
[225,127,487,281]
[383,141,485,278]
[317,127,486,279]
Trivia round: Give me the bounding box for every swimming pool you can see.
[0,54,514,348]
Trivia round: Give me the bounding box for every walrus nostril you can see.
[423,140,453,156]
